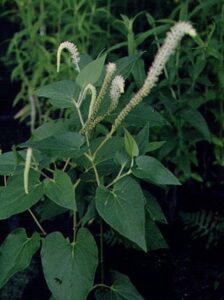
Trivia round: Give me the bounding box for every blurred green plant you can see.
[1,0,111,130]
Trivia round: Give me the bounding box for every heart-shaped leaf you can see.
[0,152,17,175]
[44,170,76,210]
[41,229,98,300]
[95,177,146,251]
[76,54,106,87]
[22,132,85,159]
[0,228,40,288]
[34,80,80,108]
[0,170,43,220]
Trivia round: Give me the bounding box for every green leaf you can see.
[95,177,146,251]
[181,108,211,141]
[41,229,98,300]
[38,199,68,222]
[114,149,130,166]
[44,170,76,210]
[158,139,177,160]
[145,212,168,251]
[125,103,168,128]
[78,137,124,170]
[80,199,97,227]
[79,54,93,69]
[133,155,181,186]
[144,191,167,224]
[135,24,169,46]
[0,228,40,288]
[34,80,79,108]
[76,54,106,87]
[146,141,166,152]
[95,271,144,300]
[115,54,142,79]
[31,120,68,141]
[131,58,146,87]
[124,129,139,158]
[23,132,85,158]
[95,137,124,165]
[0,152,16,175]
[135,123,149,155]
[0,170,43,220]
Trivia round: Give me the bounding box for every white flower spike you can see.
[141,21,196,95]
[57,41,80,72]
[112,21,197,131]
[106,62,116,74]
[110,75,125,102]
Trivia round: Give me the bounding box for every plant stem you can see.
[28,208,47,236]
[106,158,133,188]
[89,283,111,293]
[106,170,132,188]
[75,90,105,282]
[74,178,81,189]
[73,178,81,240]
[93,131,113,158]
[62,158,70,171]
[3,175,7,186]
[100,219,104,284]
[73,211,77,241]
[92,160,100,186]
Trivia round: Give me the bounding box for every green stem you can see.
[100,219,104,284]
[75,89,106,282]
[62,158,70,172]
[106,158,133,188]
[3,175,7,186]
[92,160,100,186]
[106,170,132,188]
[93,131,113,159]
[28,208,47,236]
[73,211,77,241]
[89,283,111,293]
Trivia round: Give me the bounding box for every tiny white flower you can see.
[110,75,125,101]
[57,41,80,72]
[106,62,116,74]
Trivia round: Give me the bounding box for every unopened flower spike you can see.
[90,62,117,118]
[81,62,116,134]
[57,41,80,73]
[85,75,125,133]
[112,21,197,132]
[24,147,32,194]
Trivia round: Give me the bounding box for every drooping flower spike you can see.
[57,41,80,72]
[112,21,196,132]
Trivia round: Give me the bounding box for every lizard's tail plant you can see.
[0,21,197,300]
